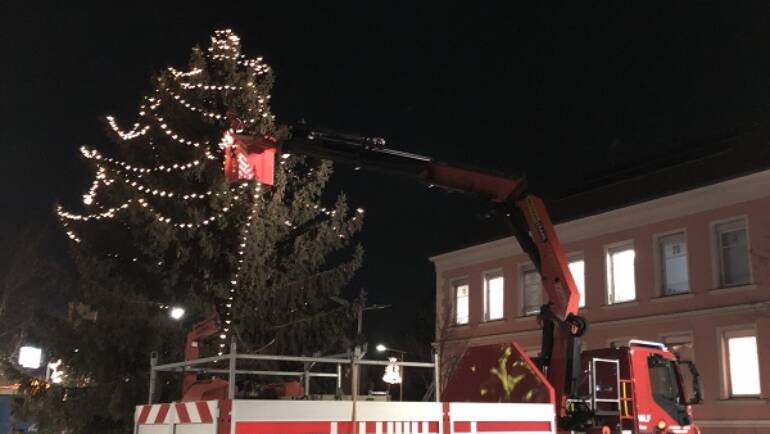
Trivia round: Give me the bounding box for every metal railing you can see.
[148,341,440,403]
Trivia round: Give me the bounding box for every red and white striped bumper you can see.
[134,401,219,433]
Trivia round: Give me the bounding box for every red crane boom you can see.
[226,126,586,426]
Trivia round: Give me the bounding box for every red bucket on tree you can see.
[222,131,277,185]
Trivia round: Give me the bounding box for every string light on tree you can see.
[54,33,366,412]
[178,82,243,91]
[161,87,261,125]
[57,202,132,222]
[81,166,108,205]
[81,146,209,174]
[218,183,261,355]
[106,115,151,140]
[167,66,203,78]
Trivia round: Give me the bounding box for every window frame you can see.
[718,325,762,398]
[519,263,543,317]
[604,240,637,304]
[711,216,752,289]
[482,269,505,322]
[451,278,470,326]
[653,229,691,297]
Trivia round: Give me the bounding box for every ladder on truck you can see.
[590,358,622,418]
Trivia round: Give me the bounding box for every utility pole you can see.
[329,292,391,340]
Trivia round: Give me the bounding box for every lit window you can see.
[658,232,689,295]
[454,282,469,325]
[715,219,750,287]
[606,243,636,304]
[521,265,542,316]
[568,257,586,307]
[484,272,504,321]
[724,329,761,396]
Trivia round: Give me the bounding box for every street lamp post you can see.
[377,344,407,401]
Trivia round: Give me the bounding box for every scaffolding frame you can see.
[148,341,440,403]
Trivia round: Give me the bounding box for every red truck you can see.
[136,126,702,434]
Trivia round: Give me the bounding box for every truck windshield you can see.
[648,355,689,425]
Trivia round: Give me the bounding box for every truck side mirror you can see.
[678,360,702,405]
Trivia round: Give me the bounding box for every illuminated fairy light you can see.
[132,183,249,229]
[57,202,132,222]
[206,52,271,72]
[114,173,210,200]
[106,116,150,140]
[105,94,221,164]
[147,97,211,148]
[167,66,203,78]
[163,88,224,119]
[146,103,219,161]
[58,28,286,255]
[154,114,203,147]
[145,96,162,111]
[178,82,243,91]
[162,87,260,125]
[58,181,249,232]
[107,164,249,199]
[81,146,208,174]
[136,198,218,228]
[207,32,242,60]
[217,132,234,151]
[205,31,270,71]
[59,219,82,243]
[218,183,261,355]
[209,53,240,61]
[65,230,81,243]
[80,166,108,205]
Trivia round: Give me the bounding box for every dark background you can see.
[3,2,770,361]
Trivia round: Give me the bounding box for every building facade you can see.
[431,169,770,433]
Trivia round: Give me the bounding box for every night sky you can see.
[3,3,770,355]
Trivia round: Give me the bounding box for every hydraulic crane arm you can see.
[182,312,221,397]
[238,126,582,319]
[185,312,222,361]
[229,126,586,426]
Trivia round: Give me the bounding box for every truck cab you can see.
[577,340,701,434]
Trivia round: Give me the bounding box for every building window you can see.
[453,282,469,325]
[521,265,543,316]
[606,243,636,304]
[568,256,586,307]
[658,232,689,295]
[483,272,504,321]
[715,219,751,287]
[723,329,761,397]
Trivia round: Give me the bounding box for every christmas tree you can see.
[23,29,364,433]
